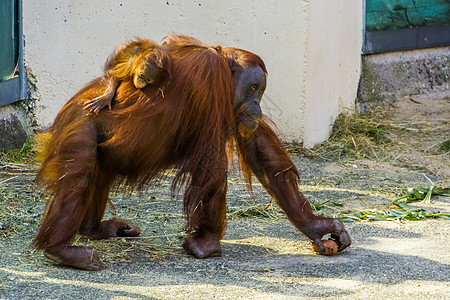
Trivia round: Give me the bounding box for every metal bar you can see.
[363,24,450,54]
[0,77,20,106]
[17,0,28,101]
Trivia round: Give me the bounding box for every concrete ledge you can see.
[357,46,450,111]
[0,104,30,151]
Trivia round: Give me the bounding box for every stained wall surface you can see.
[23,0,362,147]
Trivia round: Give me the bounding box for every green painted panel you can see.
[0,0,18,81]
[366,0,450,31]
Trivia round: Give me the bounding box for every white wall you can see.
[303,0,363,147]
[23,0,362,147]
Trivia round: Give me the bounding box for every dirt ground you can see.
[0,97,449,299]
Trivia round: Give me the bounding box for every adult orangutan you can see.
[34,35,351,270]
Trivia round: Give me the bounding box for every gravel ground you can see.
[0,97,449,299]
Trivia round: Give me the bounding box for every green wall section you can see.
[0,0,18,81]
[366,0,450,31]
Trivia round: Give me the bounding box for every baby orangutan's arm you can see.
[83,77,119,114]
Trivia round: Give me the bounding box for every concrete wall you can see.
[303,0,362,147]
[23,0,362,147]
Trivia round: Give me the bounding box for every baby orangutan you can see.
[84,39,170,114]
